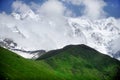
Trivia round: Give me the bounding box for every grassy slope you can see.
[0,47,62,80]
[38,45,120,80]
[0,44,120,80]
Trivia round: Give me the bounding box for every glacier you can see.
[0,11,120,59]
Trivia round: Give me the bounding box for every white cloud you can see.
[0,0,73,50]
[0,0,120,56]
[38,0,66,17]
[12,0,107,19]
[83,0,106,19]
[64,8,76,17]
[62,0,107,19]
[62,0,82,5]
[12,1,31,14]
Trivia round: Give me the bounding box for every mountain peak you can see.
[0,12,120,59]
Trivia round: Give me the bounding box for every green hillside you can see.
[0,44,120,80]
[38,44,120,80]
[0,47,61,80]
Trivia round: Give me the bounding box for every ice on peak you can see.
[0,12,120,59]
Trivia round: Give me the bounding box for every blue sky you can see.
[0,0,120,18]
[104,0,120,18]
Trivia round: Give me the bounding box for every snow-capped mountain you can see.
[0,11,120,60]
[68,17,120,59]
[0,38,46,59]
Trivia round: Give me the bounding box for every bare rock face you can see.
[0,38,46,59]
[0,38,17,49]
